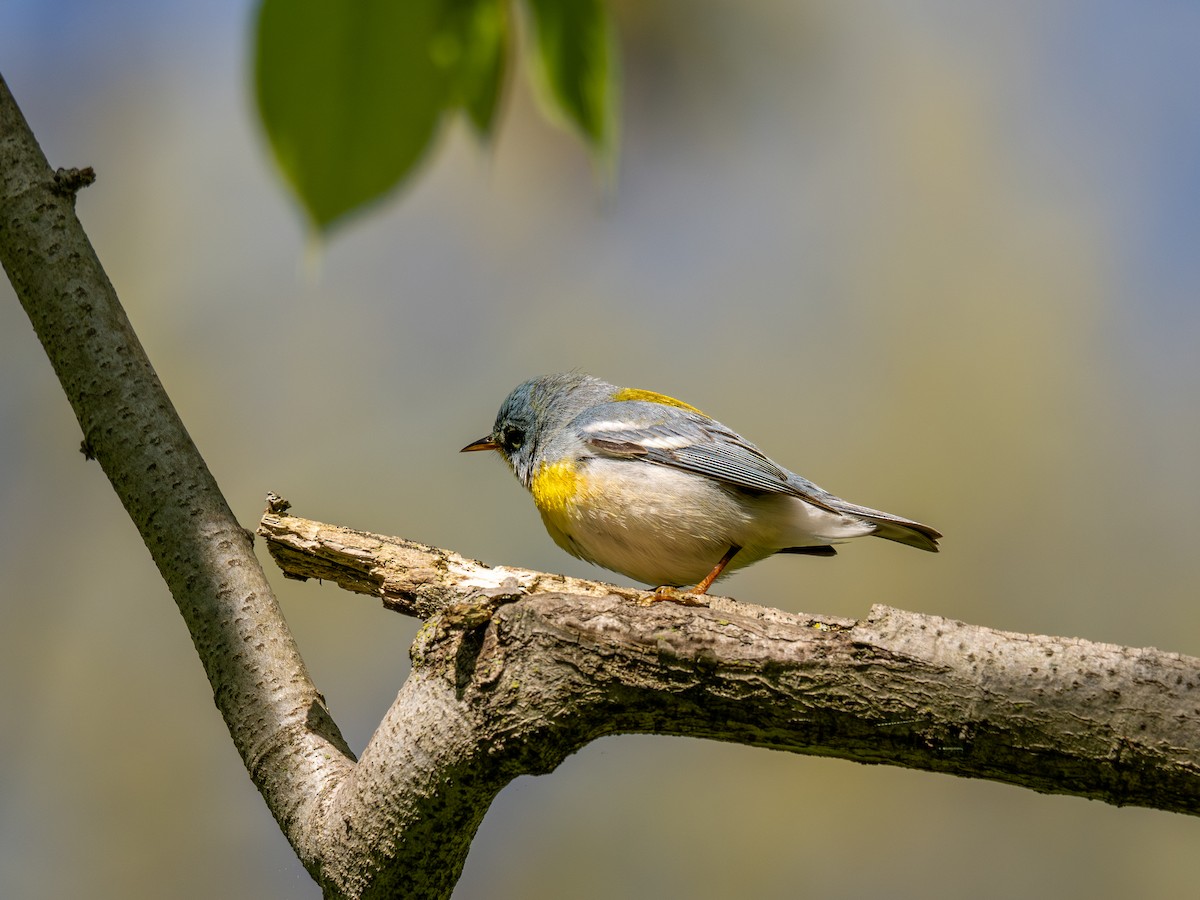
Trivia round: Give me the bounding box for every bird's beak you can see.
[460,436,500,453]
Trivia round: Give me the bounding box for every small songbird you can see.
[462,373,940,595]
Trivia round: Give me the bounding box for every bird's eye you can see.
[500,425,525,451]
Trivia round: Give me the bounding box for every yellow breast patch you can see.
[611,387,704,415]
[531,460,583,516]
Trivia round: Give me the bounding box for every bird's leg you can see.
[649,544,742,606]
[646,545,742,607]
[693,544,741,595]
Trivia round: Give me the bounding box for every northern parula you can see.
[462,373,940,595]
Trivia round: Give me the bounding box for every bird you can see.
[462,373,940,596]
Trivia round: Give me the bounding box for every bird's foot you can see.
[640,585,709,608]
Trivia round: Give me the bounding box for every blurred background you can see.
[3,1,1200,897]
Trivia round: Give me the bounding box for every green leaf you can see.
[525,0,618,160]
[449,0,510,138]
[254,0,468,231]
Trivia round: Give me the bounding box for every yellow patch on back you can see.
[611,387,704,416]
[531,460,583,516]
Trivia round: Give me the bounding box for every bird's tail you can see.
[829,500,942,552]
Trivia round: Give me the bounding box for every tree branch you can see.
[0,72,351,883]
[260,504,1200,836]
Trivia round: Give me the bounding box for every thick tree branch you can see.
[261,506,1200,835]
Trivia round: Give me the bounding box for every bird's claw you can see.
[641,585,709,608]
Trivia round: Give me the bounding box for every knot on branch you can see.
[51,166,96,197]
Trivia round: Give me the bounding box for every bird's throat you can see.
[530,460,582,516]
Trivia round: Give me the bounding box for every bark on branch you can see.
[259,504,1200,828]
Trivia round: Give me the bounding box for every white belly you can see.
[536,458,873,586]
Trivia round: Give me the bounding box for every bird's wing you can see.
[576,402,847,515]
